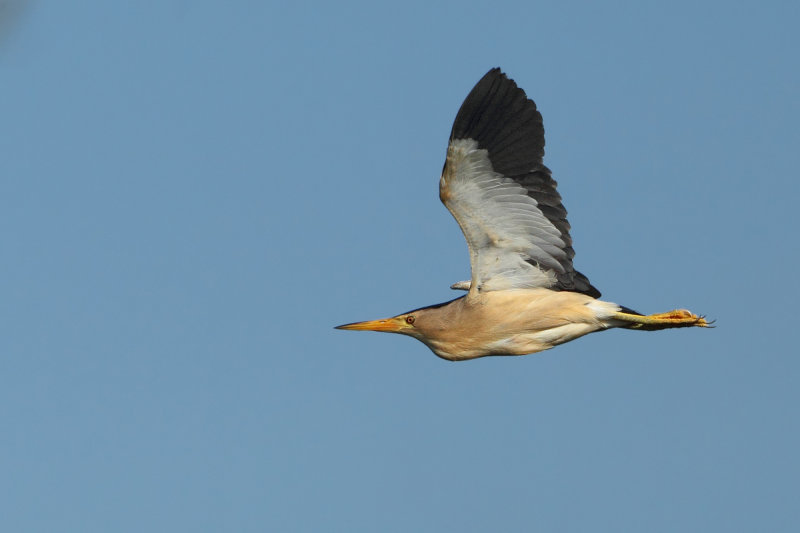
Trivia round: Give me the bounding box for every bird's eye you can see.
[406,315,416,325]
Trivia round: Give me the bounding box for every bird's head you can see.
[335,311,422,336]
[336,299,458,341]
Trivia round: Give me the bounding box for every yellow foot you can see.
[613,309,712,330]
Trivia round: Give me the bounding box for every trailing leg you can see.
[613,309,711,330]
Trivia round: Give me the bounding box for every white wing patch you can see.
[440,138,567,293]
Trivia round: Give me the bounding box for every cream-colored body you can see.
[407,289,620,361]
[337,288,708,360]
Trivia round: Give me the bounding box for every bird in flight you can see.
[337,68,709,361]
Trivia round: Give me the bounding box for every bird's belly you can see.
[479,322,597,355]
[528,322,600,347]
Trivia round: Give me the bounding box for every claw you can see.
[700,317,716,328]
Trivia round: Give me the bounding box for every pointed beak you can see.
[335,316,409,333]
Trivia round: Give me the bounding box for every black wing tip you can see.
[449,67,545,175]
[449,67,523,139]
[482,67,507,81]
[476,67,513,87]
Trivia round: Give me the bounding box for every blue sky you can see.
[1,1,798,531]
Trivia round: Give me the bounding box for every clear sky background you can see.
[1,1,798,531]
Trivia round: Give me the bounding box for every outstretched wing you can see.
[439,68,599,297]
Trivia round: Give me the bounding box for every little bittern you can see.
[337,68,709,361]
